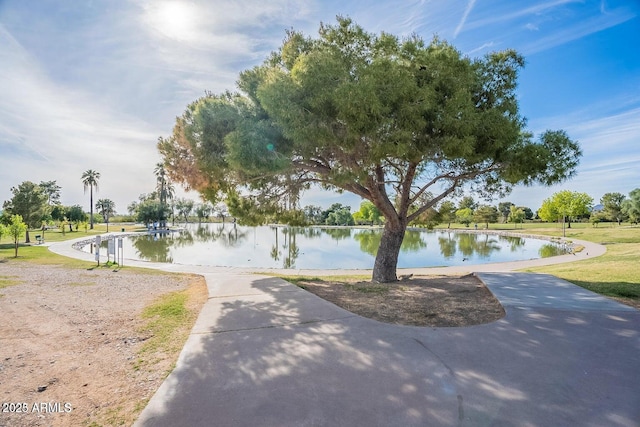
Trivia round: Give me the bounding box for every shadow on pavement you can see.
[136,274,640,427]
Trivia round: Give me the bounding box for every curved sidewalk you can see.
[49,237,640,426]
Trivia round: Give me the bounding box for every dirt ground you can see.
[296,274,506,327]
[0,262,207,427]
[1,262,504,427]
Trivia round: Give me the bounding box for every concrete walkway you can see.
[49,236,640,426]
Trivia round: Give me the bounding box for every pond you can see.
[87,224,568,270]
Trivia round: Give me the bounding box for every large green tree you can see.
[498,202,515,223]
[67,205,88,223]
[81,169,100,229]
[455,207,474,227]
[39,180,61,205]
[538,190,593,236]
[508,205,526,228]
[158,18,581,282]
[353,201,383,225]
[600,192,627,224]
[438,201,457,228]
[473,205,499,229]
[2,181,48,243]
[136,200,169,227]
[622,188,640,224]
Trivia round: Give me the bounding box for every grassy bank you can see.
[516,224,640,308]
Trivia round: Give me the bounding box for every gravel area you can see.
[0,262,206,427]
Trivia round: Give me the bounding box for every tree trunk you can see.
[372,221,406,283]
[89,188,94,229]
[25,230,30,244]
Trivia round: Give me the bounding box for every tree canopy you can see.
[8,214,27,257]
[473,205,499,229]
[601,192,627,224]
[2,181,48,243]
[95,199,115,232]
[81,169,100,229]
[158,17,581,282]
[39,180,61,206]
[538,190,593,236]
[622,188,640,224]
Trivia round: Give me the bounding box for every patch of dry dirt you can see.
[296,274,505,327]
[0,262,207,427]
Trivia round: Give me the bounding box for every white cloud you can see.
[512,101,640,209]
[454,0,477,38]
[520,7,636,54]
[464,0,582,31]
[0,23,160,211]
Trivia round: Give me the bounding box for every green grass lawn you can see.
[0,223,156,272]
[515,224,640,307]
[435,222,639,307]
[0,224,98,267]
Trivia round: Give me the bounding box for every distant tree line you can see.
[294,189,640,230]
[2,174,639,248]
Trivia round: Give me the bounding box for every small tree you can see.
[508,205,526,228]
[498,202,515,223]
[458,197,478,211]
[411,207,441,229]
[518,206,534,220]
[0,223,6,242]
[195,203,213,224]
[302,205,323,224]
[456,208,474,227]
[214,203,229,223]
[327,206,354,226]
[473,205,498,229]
[438,201,457,228]
[50,205,66,222]
[590,211,606,227]
[137,200,169,227]
[8,215,27,257]
[175,198,195,224]
[95,199,116,232]
[353,201,383,225]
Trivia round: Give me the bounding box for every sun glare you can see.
[148,1,198,42]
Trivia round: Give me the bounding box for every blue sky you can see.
[1,0,638,214]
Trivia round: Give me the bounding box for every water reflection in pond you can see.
[100,224,567,269]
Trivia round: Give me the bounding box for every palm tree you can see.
[81,170,100,229]
[154,163,174,228]
[95,199,115,232]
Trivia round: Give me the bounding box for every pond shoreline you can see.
[69,224,576,270]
